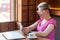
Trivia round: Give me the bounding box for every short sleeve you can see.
[48,19,56,28]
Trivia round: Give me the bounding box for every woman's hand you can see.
[22,27,29,35]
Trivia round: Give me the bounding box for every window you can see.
[0,0,14,22]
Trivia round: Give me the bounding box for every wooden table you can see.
[0,30,50,40]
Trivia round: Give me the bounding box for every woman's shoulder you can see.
[49,18,56,26]
[50,18,56,23]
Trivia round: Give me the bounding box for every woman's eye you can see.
[36,8,38,10]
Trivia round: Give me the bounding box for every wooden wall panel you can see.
[0,21,18,32]
[22,6,28,11]
[49,0,60,8]
[0,22,8,32]
[22,11,28,22]
[29,0,35,5]
[8,22,17,31]
[29,22,34,25]
[29,10,35,21]
[29,6,35,10]
[22,0,28,5]
[36,0,39,6]
[22,22,28,27]
[22,0,39,26]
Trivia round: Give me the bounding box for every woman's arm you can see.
[36,24,54,37]
[27,21,38,31]
[22,21,39,35]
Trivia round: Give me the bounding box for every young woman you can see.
[22,2,56,40]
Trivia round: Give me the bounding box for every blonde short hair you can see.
[37,2,50,10]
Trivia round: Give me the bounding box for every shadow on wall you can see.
[53,16,60,40]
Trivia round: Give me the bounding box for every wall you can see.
[53,16,60,40]
[22,0,39,27]
[0,21,18,32]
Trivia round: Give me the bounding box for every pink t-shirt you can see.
[37,18,56,40]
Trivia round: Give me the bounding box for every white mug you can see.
[28,33,36,37]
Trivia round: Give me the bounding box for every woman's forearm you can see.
[26,27,34,32]
[26,21,38,31]
[36,32,46,37]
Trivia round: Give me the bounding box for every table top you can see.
[0,30,37,40]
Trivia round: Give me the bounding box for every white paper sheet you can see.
[2,31,25,40]
[0,33,6,40]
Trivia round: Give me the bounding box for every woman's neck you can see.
[45,16,51,21]
[40,13,52,21]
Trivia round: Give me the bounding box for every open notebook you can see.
[0,33,6,40]
[2,31,25,40]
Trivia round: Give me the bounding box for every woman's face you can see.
[37,7,43,16]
